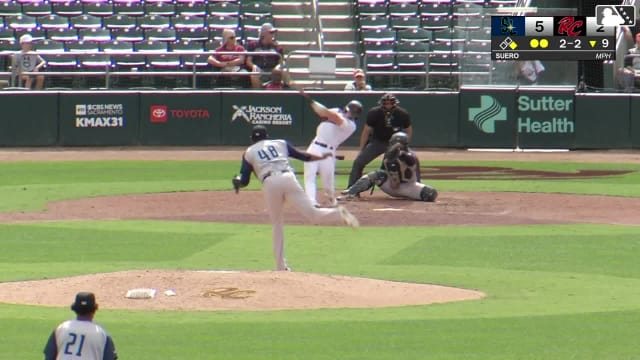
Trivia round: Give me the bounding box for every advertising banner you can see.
[139,92,221,145]
[574,94,631,149]
[459,88,517,148]
[516,88,575,148]
[0,92,58,146]
[220,91,304,145]
[58,93,139,146]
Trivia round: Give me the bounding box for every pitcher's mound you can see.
[0,270,484,311]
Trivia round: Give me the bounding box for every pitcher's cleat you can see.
[338,205,360,228]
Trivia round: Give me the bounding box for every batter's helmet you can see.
[251,125,268,143]
[379,93,399,107]
[389,131,409,147]
[345,100,363,119]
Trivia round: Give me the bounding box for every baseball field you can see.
[1,148,639,359]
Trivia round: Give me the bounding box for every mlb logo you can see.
[75,104,86,116]
[596,5,636,26]
[150,105,168,123]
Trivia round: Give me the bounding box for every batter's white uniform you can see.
[304,108,357,206]
[240,138,354,270]
[44,319,117,360]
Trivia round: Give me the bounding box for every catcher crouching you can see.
[340,132,437,202]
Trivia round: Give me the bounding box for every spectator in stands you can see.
[11,34,45,90]
[344,68,372,91]
[514,60,545,85]
[246,23,284,89]
[207,29,248,88]
[619,32,640,91]
[262,67,290,90]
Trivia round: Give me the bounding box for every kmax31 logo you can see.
[150,105,210,123]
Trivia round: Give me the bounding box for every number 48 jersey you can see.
[244,139,294,182]
[44,320,117,360]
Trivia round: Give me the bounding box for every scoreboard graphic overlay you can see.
[491,16,616,60]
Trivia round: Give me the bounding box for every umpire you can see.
[346,93,412,189]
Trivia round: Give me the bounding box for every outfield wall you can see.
[1,89,638,149]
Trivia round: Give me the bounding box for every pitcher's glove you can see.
[232,175,242,194]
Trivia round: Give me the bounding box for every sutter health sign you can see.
[516,91,575,148]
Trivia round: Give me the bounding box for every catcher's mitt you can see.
[232,175,241,194]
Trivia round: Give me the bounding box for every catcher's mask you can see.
[345,100,363,119]
[251,125,269,143]
[379,93,398,109]
[389,131,409,148]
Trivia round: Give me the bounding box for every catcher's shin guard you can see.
[346,170,387,196]
[420,186,438,202]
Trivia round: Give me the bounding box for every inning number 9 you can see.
[258,145,279,160]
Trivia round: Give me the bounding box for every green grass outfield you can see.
[1,159,640,360]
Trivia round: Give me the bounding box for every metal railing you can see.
[0,50,285,89]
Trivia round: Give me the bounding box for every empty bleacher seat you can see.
[38,14,69,29]
[176,2,207,16]
[111,27,144,41]
[208,2,240,17]
[52,2,84,17]
[145,28,176,42]
[138,14,171,29]
[21,2,52,17]
[83,2,113,17]
[78,27,110,41]
[112,2,144,17]
[103,14,136,29]
[0,2,22,17]
[359,15,388,30]
[7,14,37,30]
[176,27,209,41]
[70,14,102,28]
[421,15,450,31]
[173,15,205,30]
[356,3,387,16]
[242,1,271,17]
[388,3,417,17]
[361,28,395,43]
[397,27,431,42]
[145,2,175,16]
[390,16,419,30]
[47,27,78,41]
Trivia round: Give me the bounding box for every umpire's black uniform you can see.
[347,103,411,188]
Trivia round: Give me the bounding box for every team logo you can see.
[500,17,517,35]
[554,16,586,36]
[150,105,168,123]
[468,95,507,134]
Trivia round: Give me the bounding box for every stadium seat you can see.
[138,14,171,29]
[35,38,65,52]
[388,3,418,17]
[363,40,394,55]
[208,2,240,17]
[103,14,137,30]
[397,27,431,42]
[396,42,428,88]
[145,28,176,42]
[356,3,387,16]
[173,15,205,30]
[69,15,103,29]
[361,28,395,43]
[83,2,113,17]
[66,40,99,52]
[0,2,22,17]
[176,27,209,41]
[240,15,271,30]
[112,2,144,17]
[241,1,271,17]
[419,2,450,17]
[176,2,207,16]
[421,15,450,31]
[21,2,52,17]
[111,28,144,42]
[145,2,176,16]
[358,15,388,30]
[52,2,84,17]
[6,15,37,30]
[487,0,517,7]
[389,16,420,30]
[206,15,238,31]
[241,27,259,41]
[79,27,111,42]
[0,28,15,42]
[38,14,70,29]
[47,27,79,42]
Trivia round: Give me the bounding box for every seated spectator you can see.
[207,29,248,88]
[514,60,545,85]
[11,34,45,90]
[619,32,640,91]
[246,23,284,89]
[262,68,290,90]
[344,69,372,91]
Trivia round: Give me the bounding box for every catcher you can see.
[340,132,438,202]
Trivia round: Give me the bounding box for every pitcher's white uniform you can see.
[44,320,117,360]
[237,136,358,271]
